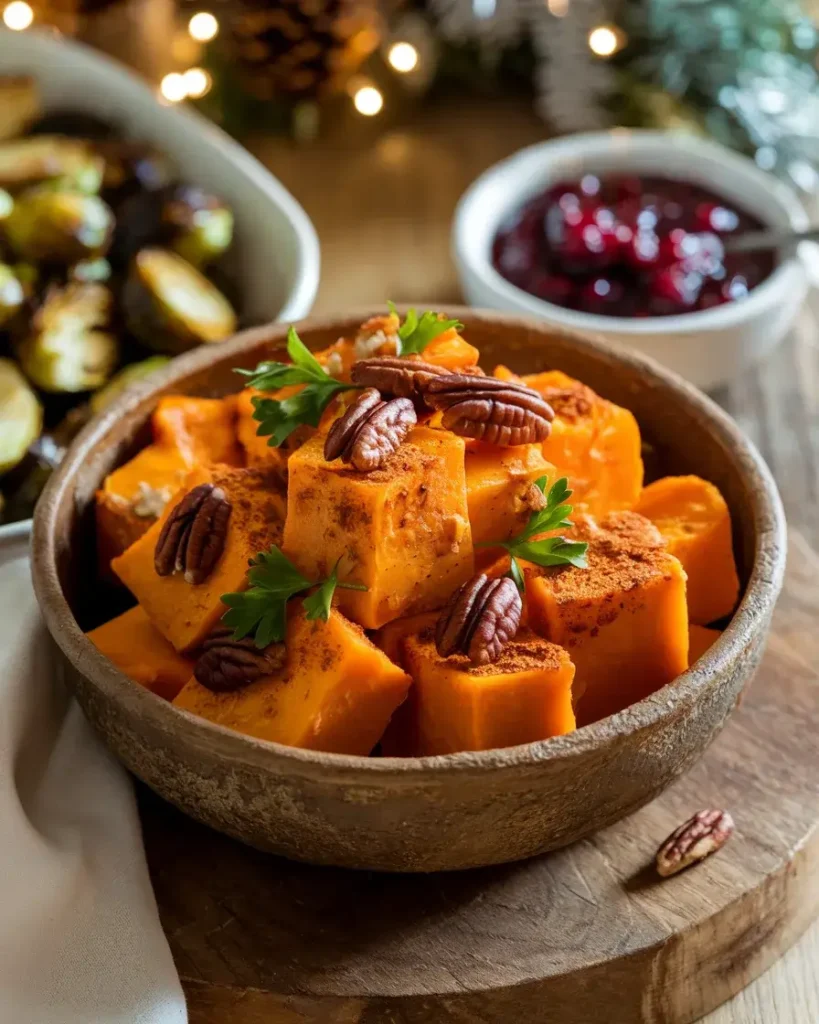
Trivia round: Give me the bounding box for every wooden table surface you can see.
[245,98,819,1024]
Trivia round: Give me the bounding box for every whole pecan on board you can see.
[351,355,450,404]
[436,574,522,666]
[194,625,286,692]
[656,809,735,877]
[154,482,232,585]
[324,387,417,471]
[422,374,554,446]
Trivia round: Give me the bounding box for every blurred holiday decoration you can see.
[4,0,819,192]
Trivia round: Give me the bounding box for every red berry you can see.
[696,202,740,233]
[528,272,575,306]
[626,230,661,269]
[579,276,626,315]
[648,265,703,313]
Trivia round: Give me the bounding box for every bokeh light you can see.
[189,12,219,42]
[160,72,188,103]
[388,42,419,73]
[183,67,212,98]
[3,1,33,30]
[588,26,619,57]
[353,85,384,116]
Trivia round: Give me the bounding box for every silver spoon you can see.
[722,226,819,254]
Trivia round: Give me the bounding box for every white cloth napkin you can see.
[0,524,187,1024]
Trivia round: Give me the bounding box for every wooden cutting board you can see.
[142,532,819,1024]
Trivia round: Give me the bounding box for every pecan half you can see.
[194,625,286,692]
[351,355,450,403]
[324,387,417,471]
[656,809,734,877]
[435,574,522,666]
[154,483,232,585]
[422,375,554,446]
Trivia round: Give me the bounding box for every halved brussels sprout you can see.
[90,355,170,414]
[69,257,112,284]
[0,263,25,326]
[18,282,118,393]
[0,188,13,222]
[163,186,234,268]
[0,136,104,194]
[123,248,237,354]
[4,188,114,264]
[0,357,42,475]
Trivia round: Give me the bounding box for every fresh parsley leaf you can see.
[483,476,589,573]
[303,558,368,622]
[507,555,525,593]
[221,548,368,647]
[237,325,356,447]
[388,301,464,357]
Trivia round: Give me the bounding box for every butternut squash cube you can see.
[422,328,480,371]
[689,624,722,666]
[282,426,474,629]
[375,611,438,666]
[96,395,242,566]
[111,464,286,653]
[494,366,643,516]
[86,605,194,701]
[173,602,411,755]
[526,511,689,726]
[465,441,555,563]
[635,475,740,625]
[395,626,575,755]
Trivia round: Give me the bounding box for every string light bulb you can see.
[353,85,383,116]
[160,72,188,103]
[387,41,419,73]
[188,11,218,42]
[183,67,211,98]
[3,1,33,30]
[588,25,621,57]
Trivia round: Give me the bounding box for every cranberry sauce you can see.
[491,175,775,317]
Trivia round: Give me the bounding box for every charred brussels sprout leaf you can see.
[0,136,104,194]
[0,357,42,475]
[18,282,118,393]
[0,263,25,326]
[163,186,234,268]
[90,355,170,414]
[5,188,114,264]
[123,248,237,354]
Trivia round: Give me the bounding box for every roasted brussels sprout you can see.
[0,263,25,326]
[0,187,13,223]
[100,141,175,197]
[18,282,118,392]
[0,77,40,143]
[123,248,237,354]
[163,186,234,268]
[0,136,104,194]
[0,357,42,475]
[4,188,114,264]
[90,355,170,414]
[69,257,112,284]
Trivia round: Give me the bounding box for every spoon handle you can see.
[723,227,819,254]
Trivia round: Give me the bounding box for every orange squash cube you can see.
[526,511,689,726]
[86,605,194,701]
[375,611,438,666]
[111,464,287,653]
[635,475,740,625]
[173,603,411,755]
[689,624,722,665]
[394,626,575,755]
[465,441,555,563]
[96,395,242,566]
[282,426,474,629]
[422,328,480,371]
[494,366,643,516]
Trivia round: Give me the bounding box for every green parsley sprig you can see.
[235,326,356,447]
[220,546,367,649]
[481,476,589,591]
[388,301,463,357]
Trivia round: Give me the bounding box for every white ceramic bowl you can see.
[454,130,814,390]
[0,28,320,324]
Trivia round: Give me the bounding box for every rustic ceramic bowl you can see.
[31,310,786,872]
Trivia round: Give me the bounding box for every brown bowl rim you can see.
[31,307,787,782]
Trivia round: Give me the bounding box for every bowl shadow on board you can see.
[32,309,786,872]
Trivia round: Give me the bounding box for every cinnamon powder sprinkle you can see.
[543,384,596,422]
[417,626,567,676]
